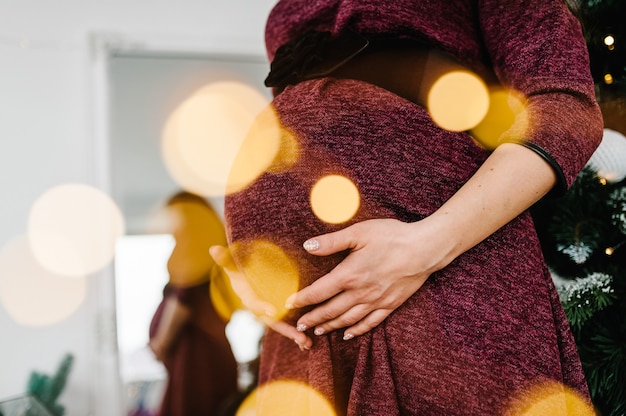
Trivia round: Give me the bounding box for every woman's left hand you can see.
[287,217,449,340]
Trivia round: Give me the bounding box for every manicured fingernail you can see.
[296,323,307,332]
[285,294,296,309]
[314,327,325,336]
[303,239,320,251]
[343,333,354,341]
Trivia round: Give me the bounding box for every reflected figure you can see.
[149,191,239,416]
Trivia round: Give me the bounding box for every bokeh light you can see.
[236,380,336,416]
[506,380,596,416]
[27,183,125,277]
[210,266,244,323]
[310,175,360,224]
[162,193,243,321]
[470,87,528,150]
[230,240,300,320]
[426,70,489,132]
[161,81,270,197]
[166,198,227,286]
[0,235,86,326]
[227,105,299,194]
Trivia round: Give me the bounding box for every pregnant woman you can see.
[214,1,604,414]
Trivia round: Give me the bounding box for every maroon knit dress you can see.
[149,281,238,416]
[225,1,604,414]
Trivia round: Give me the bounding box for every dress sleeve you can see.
[478,0,604,193]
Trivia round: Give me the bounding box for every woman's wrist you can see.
[414,143,558,274]
[406,215,460,275]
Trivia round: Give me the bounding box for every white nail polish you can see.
[296,323,307,332]
[303,239,320,251]
[314,327,325,336]
[343,333,354,341]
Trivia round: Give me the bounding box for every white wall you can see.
[0,1,276,414]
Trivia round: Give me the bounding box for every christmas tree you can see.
[531,2,626,415]
[532,159,626,415]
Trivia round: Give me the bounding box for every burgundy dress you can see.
[149,281,238,416]
[225,1,604,414]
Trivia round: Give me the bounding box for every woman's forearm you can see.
[425,142,557,270]
[153,296,192,351]
[244,143,561,343]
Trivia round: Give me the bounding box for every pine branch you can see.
[558,272,615,330]
[608,187,626,234]
[579,316,626,416]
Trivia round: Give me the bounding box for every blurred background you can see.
[0,1,275,415]
[1,1,625,415]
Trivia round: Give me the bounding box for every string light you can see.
[603,34,615,50]
[605,240,625,256]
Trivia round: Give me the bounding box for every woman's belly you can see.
[223,77,489,317]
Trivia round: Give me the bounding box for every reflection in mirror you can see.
[109,52,270,414]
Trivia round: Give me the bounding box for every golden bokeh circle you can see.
[236,380,336,416]
[27,183,125,277]
[230,240,300,320]
[0,235,86,326]
[427,70,489,132]
[310,175,360,224]
[162,81,270,197]
[470,87,528,150]
[506,380,596,416]
[226,105,292,194]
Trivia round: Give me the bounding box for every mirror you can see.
[108,50,270,413]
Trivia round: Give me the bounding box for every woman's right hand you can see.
[209,245,313,351]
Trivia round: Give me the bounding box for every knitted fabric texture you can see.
[224,1,603,414]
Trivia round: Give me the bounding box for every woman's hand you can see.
[287,143,558,341]
[210,245,314,351]
[149,338,168,362]
[287,217,450,341]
